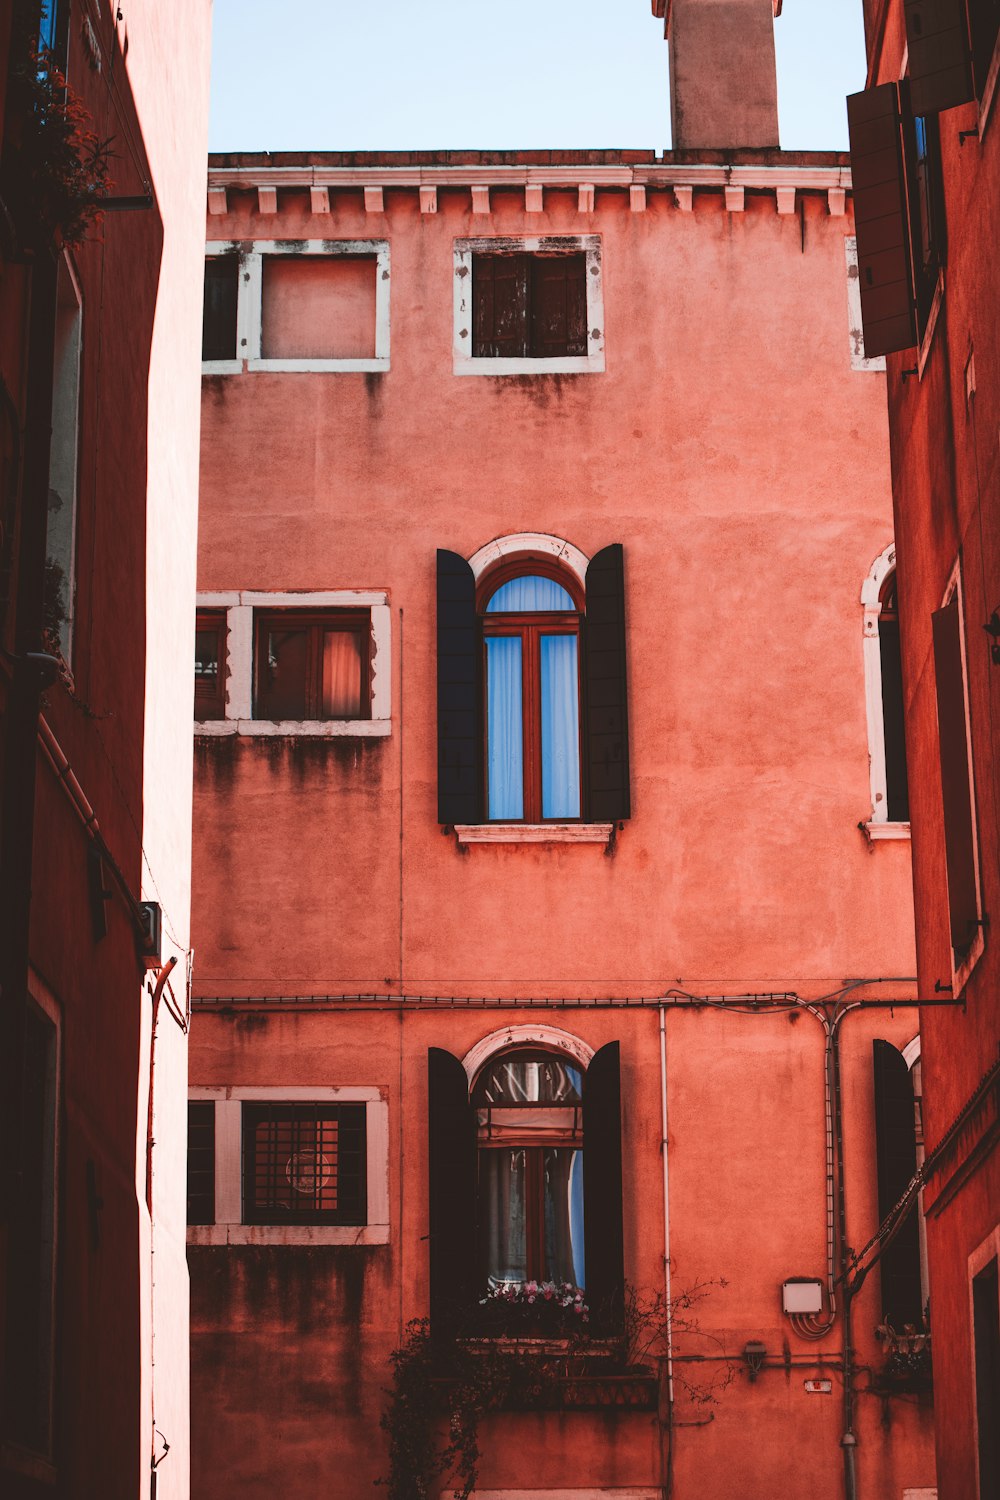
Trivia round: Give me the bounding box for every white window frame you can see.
[453,236,605,377]
[194,590,391,738]
[939,561,984,993]
[845,237,886,373]
[203,239,391,375]
[861,543,910,839]
[187,1086,389,1246]
[969,1225,1000,1500]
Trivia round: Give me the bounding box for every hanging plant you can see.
[2,10,113,251]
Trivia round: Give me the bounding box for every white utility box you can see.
[782,1278,824,1314]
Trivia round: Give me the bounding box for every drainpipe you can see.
[658,1005,674,1500]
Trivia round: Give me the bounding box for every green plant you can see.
[3,4,113,250]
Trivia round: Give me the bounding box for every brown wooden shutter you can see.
[583,1042,624,1332]
[879,617,910,820]
[968,0,1000,96]
[904,0,974,115]
[428,1048,477,1331]
[584,544,630,822]
[872,1041,923,1329]
[530,254,588,357]
[437,550,482,824]
[202,257,239,361]
[472,254,529,358]
[932,596,980,954]
[847,85,917,357]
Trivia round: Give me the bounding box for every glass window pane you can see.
[486,576,576,613]
[481,1148,527,1287]
[261,627,308,718]
[195,629,218,687]
[322,630,363,718]
[486,635,523,819]
[474,1051,583,1106]
[540,634,580,818]
[544,1148,585,1288]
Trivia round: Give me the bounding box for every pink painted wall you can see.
[190,152,934,1499]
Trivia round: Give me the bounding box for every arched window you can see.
[436,536,631,828]
[473,1048,586,1288]
[427,1035,624,1330]
[862,545,909,832]
[481,565,583,822]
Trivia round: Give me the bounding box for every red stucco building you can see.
[0,2,211,1496]
[188,3,936,1498]
[848,2,1000,1496]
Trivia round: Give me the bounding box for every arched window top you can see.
[879,568,898,615]
[467,531,590,592]
[461,1023,594,1084]
[472,1048,584,1106]
[484,575,577,613]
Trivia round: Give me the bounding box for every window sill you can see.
[202,359,243,375]
[453,353,604,377]
[863,820,911,842]
[195,718,390,738]
[247,357,389,374]
[187,1223,389,1246]
[454,822,614,845]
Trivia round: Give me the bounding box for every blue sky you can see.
[208,1,867,154]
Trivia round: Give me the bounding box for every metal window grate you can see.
[187,1101,216,1225]
[242,1103,366,1226]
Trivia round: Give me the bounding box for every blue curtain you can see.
[540,635,580,818]
[487,636,523,819]
[570,1148,586,1290]
[486,575,575,613]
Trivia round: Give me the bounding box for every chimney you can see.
[664,0,781,150]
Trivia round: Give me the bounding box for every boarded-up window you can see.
[260,255,377,360]
[473,253,587,359]
[202,256,239,361]
[242,1103,366,1226]
[932,593,980,958]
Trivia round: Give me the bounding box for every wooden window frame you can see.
[195,609,226,722]
[473,1050,584,1288]
[480,564,584,825]
[253,608,372,723]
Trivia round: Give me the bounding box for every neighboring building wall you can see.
[188,148,935,1500]
[852,5,1000,1498]
[0,3,211,1497]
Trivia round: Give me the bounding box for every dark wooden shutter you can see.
[428,1047,477,1331]
[583,1041,624,1332]
[932,596,980,954]
[872,1040,923,1329]
[879,617,910,821]
[847,85,917,357]
[437,550,482,824]
[973,1259,1000,1497]
[904,0,974,115]
[968,0,1000,97]
[202,257,239,361]
[584,544,630,822]
[187,1101,216,1225]
[530,254,588,357]
[472,254,530,358]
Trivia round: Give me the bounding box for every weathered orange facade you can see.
[189,6,936,1498]
[850,2,1000,1496]
[0,3,211,1497]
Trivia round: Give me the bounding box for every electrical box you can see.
[138,901,162,968]
[782,1278,823,1314]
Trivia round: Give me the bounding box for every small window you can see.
[260,254,377,361]
[472,252,587,360]
[45,257,82,661]
[242,1103,366,1226]
[202,256,240,363]
[902,89,947,336]
[187,1100,216,1225]
[254,611,370,722]
[194,610,226,722]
